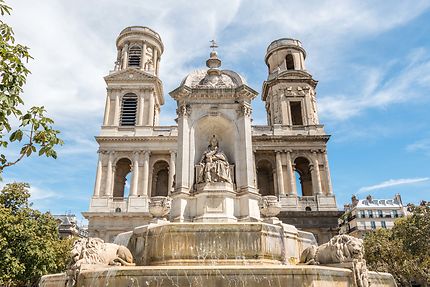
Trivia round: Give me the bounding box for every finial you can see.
[210,40,218,51]
[206,39,221,71]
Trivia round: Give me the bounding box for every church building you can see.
[82,26,341,244]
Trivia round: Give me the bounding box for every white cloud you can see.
[407,138,430,156]
[319,49,430,121]
[358,177,430,194]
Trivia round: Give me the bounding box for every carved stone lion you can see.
[66,237,135,287]
[300,234,364,265]
[300,234,369,287]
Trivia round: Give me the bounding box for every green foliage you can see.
[364,202,430,286]
[0,183,73,286]
[0,0,63,175]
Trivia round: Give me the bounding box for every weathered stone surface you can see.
[40,266,396,287]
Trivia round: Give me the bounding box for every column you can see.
[272,170,278,196]
[276,151,285,196]
[141,42,146,71]
[103,95,111,126]
[93,151,103,197]
[286,150,297,196]
[168,150,176,194]
[147,92,155,126]
[153,49,158,75]
[113,94,120,126]
[324,151,333,195]
[142,151,150,197]
[175,105,190,194]
[105,151,114,196]
[137,95,145,125]
[130,151,140,196]
[156,58,160,76]
[311,151,323,195]
[121,44,128,69]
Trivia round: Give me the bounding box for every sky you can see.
[2,0,430,224]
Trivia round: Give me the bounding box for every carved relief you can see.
[176,104,191,117]
[236,103,252,117]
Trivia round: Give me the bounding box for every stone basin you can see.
[39,265,396,287]
[125,221,316,266]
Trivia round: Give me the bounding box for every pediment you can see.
[104,68,156,83]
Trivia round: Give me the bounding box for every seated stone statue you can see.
[197,135,232,183]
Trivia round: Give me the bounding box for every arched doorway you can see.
[151,160,169,197]
[294,157,313,196]
[256,160,275,196]
[113,158,132,198]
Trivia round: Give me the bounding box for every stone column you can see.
[153,49,158,75]
[113,94,120,126]
[276,151,285,196]
[105,151,114,196]
[121,44,128,69]
[236,103,256,192]
[272,169,278,195]
[137,95,145,126]
[141,42,146,71]
[147,92,155,126]
[175,104,190,194]
[93,151,103,197]
[142,151,150,197]
[156,58,160,76]
[130,151,140,196]
[311,151,323,195]
[103,95,111,126]
[286,150,297,196]
[324,151,333,195]
[168,150,176,194]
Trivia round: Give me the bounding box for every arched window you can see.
[256,160,275,196]
[151,161,169,197]
[294,157,313,196]
[113,158,132,198]
[120,94,137,126]
[286,54,295,70]
[128,46,142,67]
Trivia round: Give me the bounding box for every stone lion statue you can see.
[300,234,369,287]
[300,234,364,265]
[66,237,135,287]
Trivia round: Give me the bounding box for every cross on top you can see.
[210,40,218,51]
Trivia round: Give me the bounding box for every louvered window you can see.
[128,46,142,67]
[120,94,137,126]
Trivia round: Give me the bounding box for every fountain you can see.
[39,27,396,287]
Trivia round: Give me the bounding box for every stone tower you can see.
[83,27,178,242]
[253,38,340,243]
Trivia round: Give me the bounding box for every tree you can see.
[364,202,430,286]
[0,182,72,287]
[0,0,63,176]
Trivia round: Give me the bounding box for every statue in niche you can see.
[198,135,232,184]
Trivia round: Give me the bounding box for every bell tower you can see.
[102,26,164,129]
[262,38,319,127]
[255,38,340,243]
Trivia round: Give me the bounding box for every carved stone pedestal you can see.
[193,182,236,222]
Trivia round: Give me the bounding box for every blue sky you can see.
[2,0,430,224]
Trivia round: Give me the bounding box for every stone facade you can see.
[83,27,339,244]
[339,194,407,238]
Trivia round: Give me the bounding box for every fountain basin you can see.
[39,265,396,287]
[126,221,316,266]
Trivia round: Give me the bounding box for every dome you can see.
[180,69,246,89]
[180,51,246,89]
